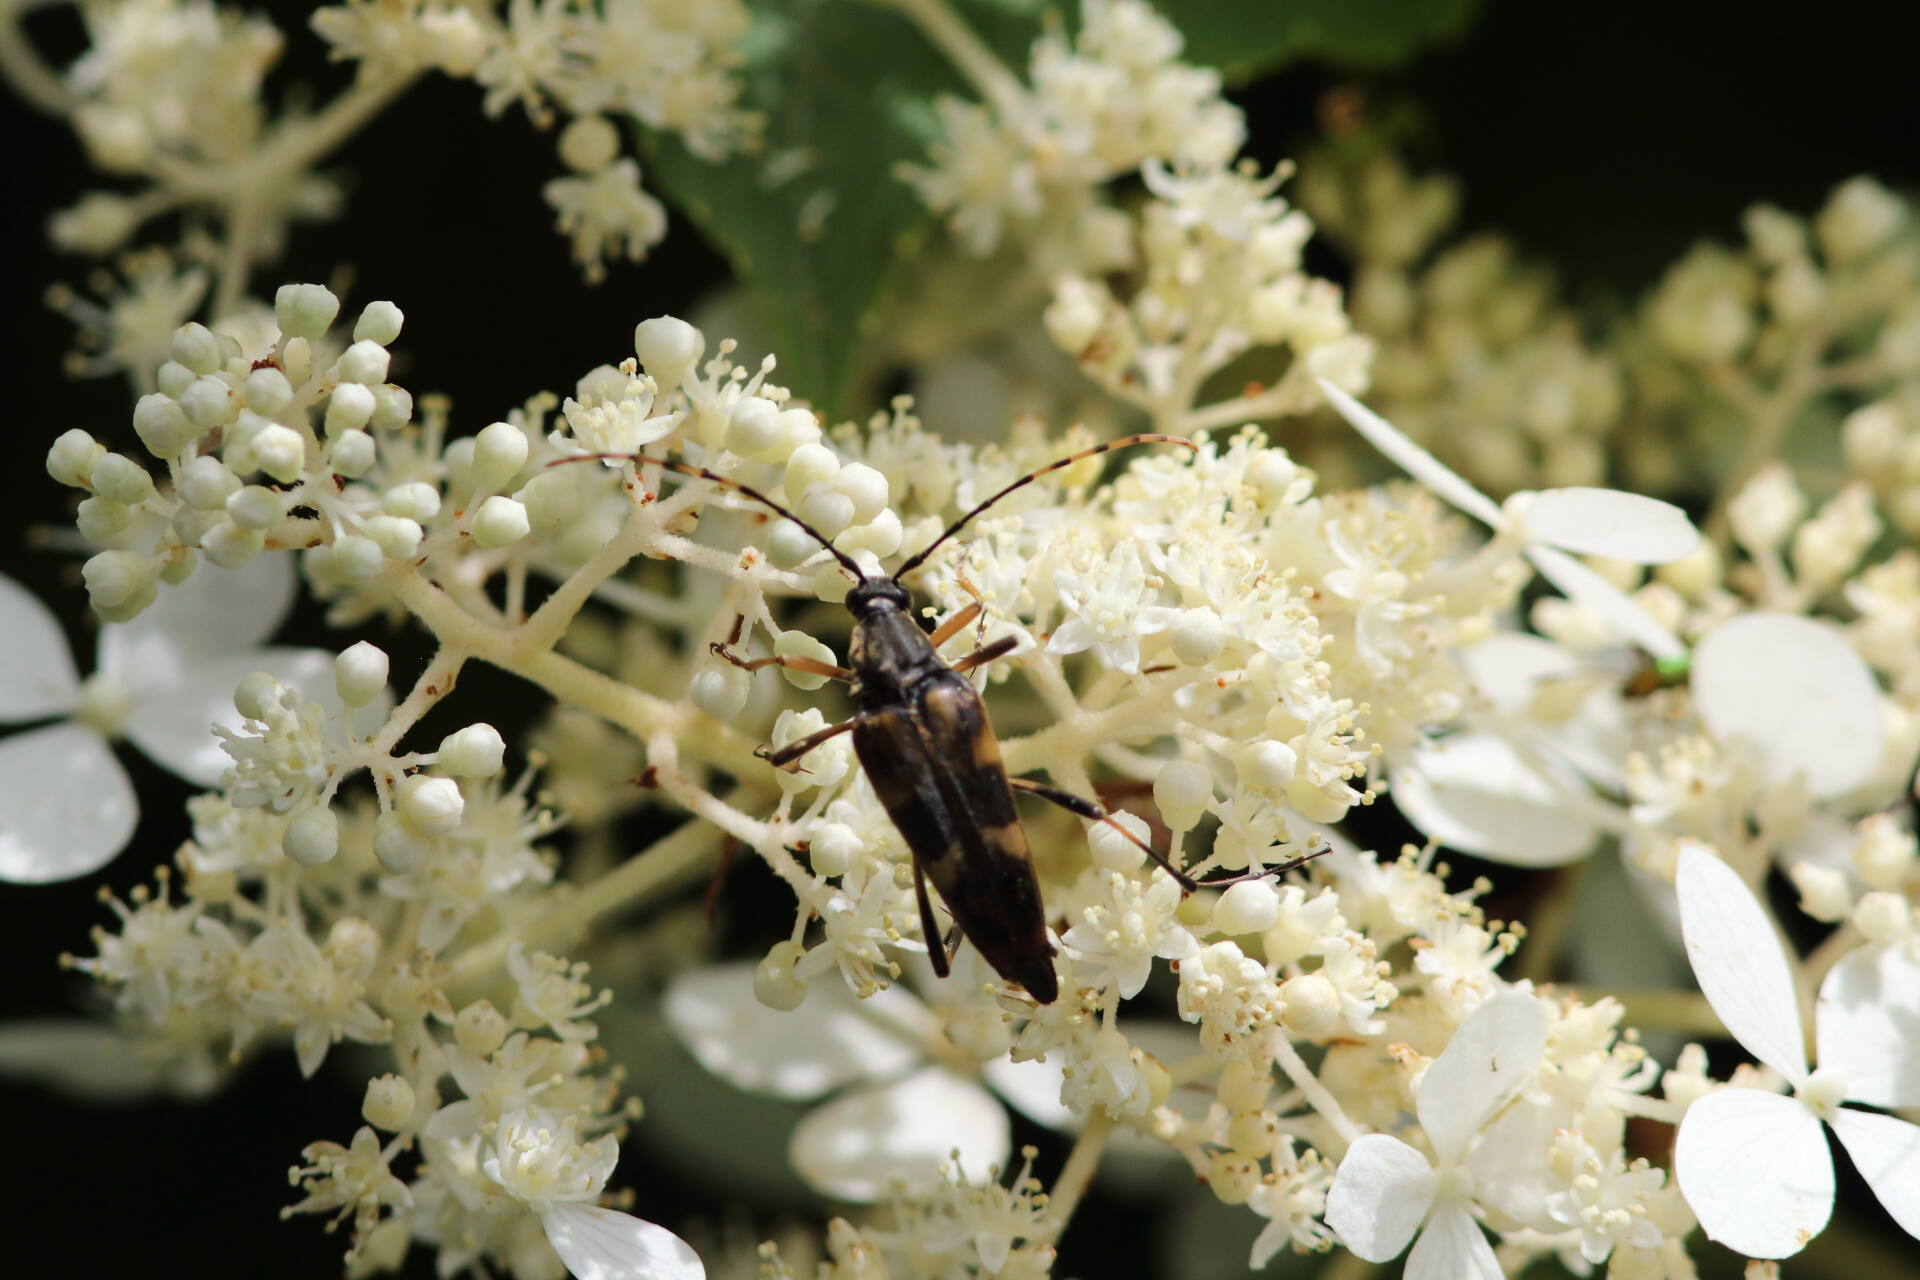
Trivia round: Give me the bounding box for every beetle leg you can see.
[756,715,864,771]
[1009,777,1322,891]
[950,634,1020,675]
[911,854,950,979]
[713,643,855,683]
[928,599,983,648]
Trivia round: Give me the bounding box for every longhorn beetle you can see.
[555,435,1317,1003]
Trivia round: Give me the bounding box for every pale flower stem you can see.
[1804,919,1862,991]
[876,0,1028,117]
[517,503,657,652]
[1040,1112,1114,1243]
[370,646,468,759]
[213,194,262,322]
[1183,384,1296,435]
[1267,1029,1361,1147]
[1702,335,1824,544]
[445,815,724,989]
[0,4,76,115]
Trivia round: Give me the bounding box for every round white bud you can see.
[178,376,238,428]
[227,485,286,530]
[243,366,294,415]
[179,455,239,510]
[1044,282,1106,354]
[470,422,529,492]
[559,114,621,172]
[46,430,105,488]
[784,441,840,497]
[373,814,430,874]
[778,407,821,452]
[329,429,377,478]
[1853,819,1916,890]
[774,630,839,691]
[470,495,530,548]
[397,774,464,836]
[1208,1152,1260,1205]
[831,462,890,525]
[438,723,505,777]
[332,534,384,581]
[1168,606,1225,665]
[251,423,308,483]
[725,396,784,459]
[442,437,477,493]
[1154,759,1213,830]
[382,481,441,522]
[752,940,808,1011]
[369,383,412,431]
[158,552,195,586]
[1286,775,1351,823]
[633,316,703,382]
[453,1000,507,1057]
[1088,810,1149,872]
[1226,1109,1279,1160]
[90,453,154,506]
[363,515,423,560]
[1245,452,1301,507]
[169,322,222,374]
[813,561,855,604]
[132,393,196,458]
[1853,891,1913,943]
[282,337,314,386]
[336,339,390,386]
[766,517,823,570]
[1216,1060,1270,1112]
[513,471,577,531]
[1279,972,1342,1037]
[839,506,903,558]
[1787,861,1852,924]
[795,484,855,541]
[362,1074,414,1132]
[1236,740,1298,795]
[334,642,389,708]
[688,663,751,719]
[155,361,196,398]
[233,671,285,721]
[354,300,404,346]
[275,283,340,340]
[75,496,131,541]
[282,806,340,866]
[809,823,860,878]
[324,381,377,434]
[1213,880,1279,935]
[171,506,221,547]
[200,520,265,569]
[81,550,158,621]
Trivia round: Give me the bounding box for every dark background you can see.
[3,2,1916,1276]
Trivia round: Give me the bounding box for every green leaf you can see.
[640,0,1031,416]
[1166,0,1485,80]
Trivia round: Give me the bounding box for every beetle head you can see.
[846,578,911,619]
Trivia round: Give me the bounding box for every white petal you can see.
[1317,379,1505,527]
[540,1202,704,1280]
[1518,488,1701,564]
[1828,1106,1920,1240]
[0,1019,169,1100]
[1675,843,1808,1082]
[1690,613,1885,799]
[663,963,925,1101]
[1674,1087,1832,1259]
[122,647,338,787]
[0,574,80,722]
[789,1066,1009,1202]
[1323,1133,1436,1262]
[1391,735,1601,866]
[96,554,295,686]
[1417,991,1549,1164]
[1817,945,1920,1110]
[1405,1204,1501,1280]
[1525,545,1688,660]
[0,723,136,883]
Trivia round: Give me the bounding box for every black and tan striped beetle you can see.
[559,435,1313,1003]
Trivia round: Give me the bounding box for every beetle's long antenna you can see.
[549,451,867,580]
[891,433,1197,582]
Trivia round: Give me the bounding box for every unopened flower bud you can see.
[470,423,529,492]
[1236,740,1298,795]
[47,430,105,488]
[1214,880,1279,935]
[1088,811,1149,872]
[1227,1109,1279,1160]
[169,322,221,374]
[251,423,308,483]
[324,381,376,434]
[1217,1059,1270,1112]
[1169,606,1225,665]
[81,549,158,621]
[200,520,265,569]
[454,1000,507,1056]
[234,671,285,721]
[334,642,389,708]
[1853,891,1913,943]
[839,507,903,558]
[354,300,404,346]
[832,463,890,525]
[438,724,505,777]
[470,495,530,548]
[1787,861,1852,924]
[1853,817,1916,890]
[75,496,131,541]
[362,515,423,560]
[179,455,240,510]
[774,630,839,691]
[362,1074,414,1132]
[382,481,441,522]
[336,339,390,386]
[559,114,620,172]
[374,815,430,873]
[796,484,855,540]
[1817,177,1903,264]
[329,429,376,478]
[766,518,822,570]
[1279,972,1342,1037]
[810,823,860,877]
[156,361,195,398]
[332,534,384,581]
[244,366,294,415]
[276,283,340,340]
[397,775,464,836]
[633,316,703,386]
[725,396,784,459]
[282,806,340,866]
[132,393,195,458]
[226,485,285,530]
[178,376,238,428]
[1207,1151,1260,1205]
[90,453,153,506]
[784,442,840,498]
[1155,759,1212,831]
[688,662,751,719]
[753,940,808,1011]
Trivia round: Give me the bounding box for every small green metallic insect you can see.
[558,435,1313,1003]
